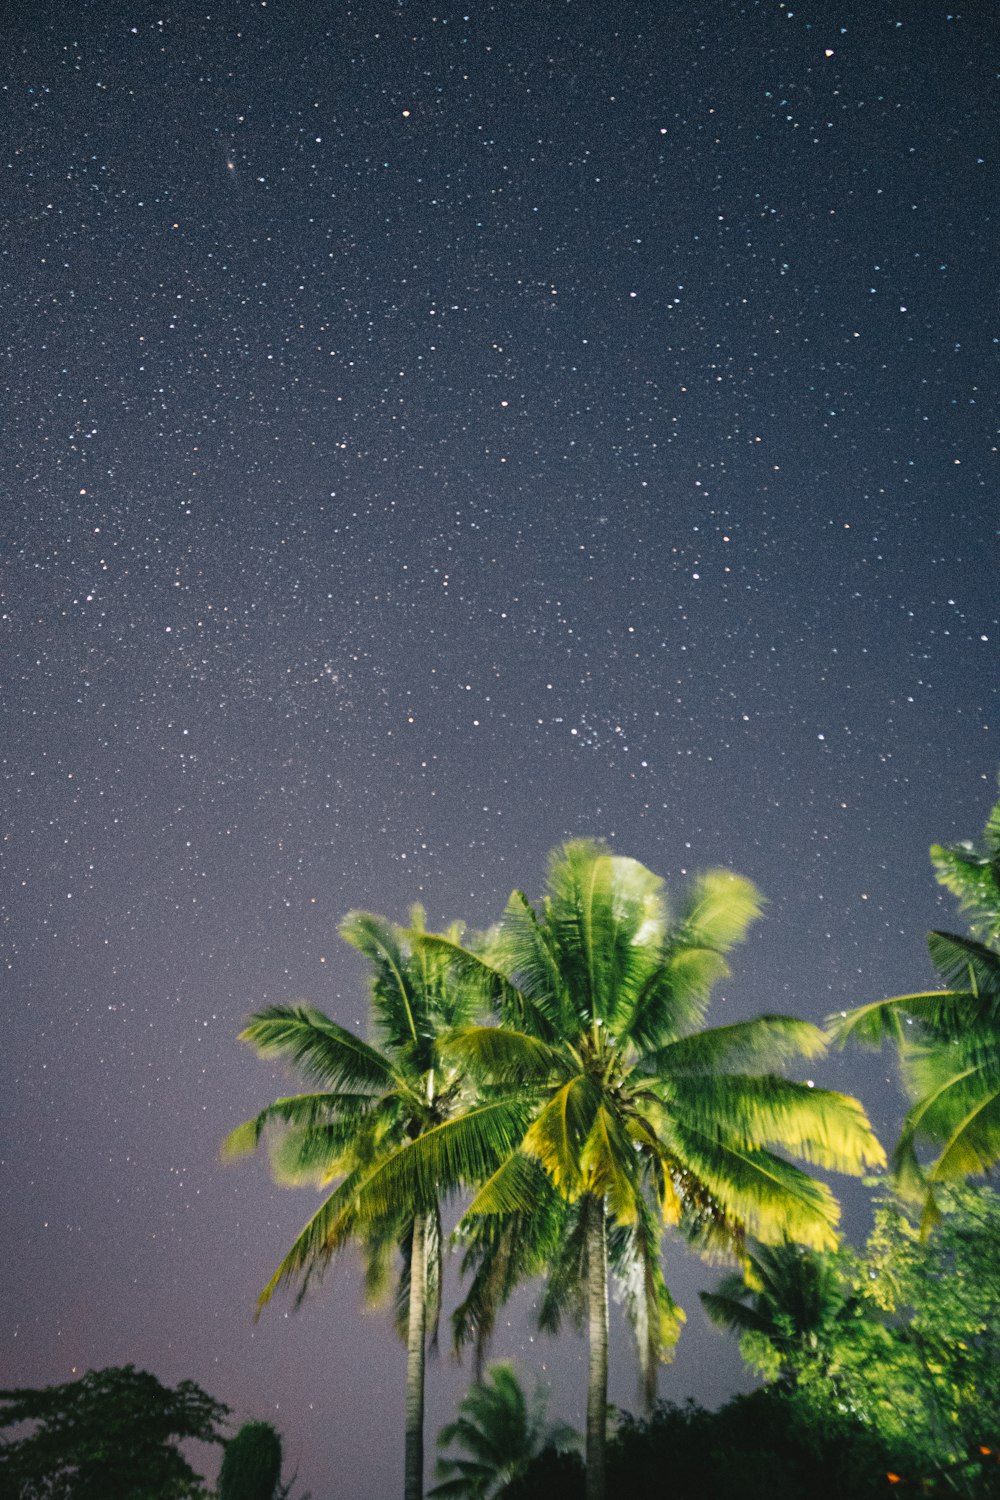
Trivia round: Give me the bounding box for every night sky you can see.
[3,0,997,1493]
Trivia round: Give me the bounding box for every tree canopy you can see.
[0,1365,226,1500]
[831,785,1000,1221]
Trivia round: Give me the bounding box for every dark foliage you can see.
[507,1388,905,1500]
[0,1365,227,1500]
[217,1421,283,1500]
[609,1389,897,1500]
[503,1444,585,1500]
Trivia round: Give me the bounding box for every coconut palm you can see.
[223,906,505,1500]
[700,1240,857,1386]
[830,789,1000,1224]
[339,842,885,1500]
[429,1363,576,1499]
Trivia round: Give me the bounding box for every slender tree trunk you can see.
[404,1212,427,1500]
[584,1193,609,1500]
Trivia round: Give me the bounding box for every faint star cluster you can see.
[2,1,996,1495]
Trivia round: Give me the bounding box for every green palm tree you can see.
[700,1240,857,1386]
[830,788,1000,1224]
[428,1363,576,1499]
[223,906,498,1500]
[338,842,885,1500]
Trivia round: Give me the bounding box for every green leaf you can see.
[674,869,764,953]
[521,1076,601,1196]
[926,930,1000,1000]
[663,1121,844,1251]
[648,1016,828,1076]
[220,1092,370,1162]
[580,1105,642,1222]
[238,1006,397,1093]
[442,1026,567,1085]
[344,1098,536,1222]
[340,911,422,1045]
[665,1073,886,1176]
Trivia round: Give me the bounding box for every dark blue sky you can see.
[3,0,996,1493]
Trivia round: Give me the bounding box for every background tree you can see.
[428,1362,577,1499]
[0,1365,226,1500]
[831,785,1000,1220]
[223,906,512,1500]
[217,1421,283,1500]
[699,1240,859,1388]
[505,1387,899,1500]
[703,1185,1000,1493]
[345,842,885,1500]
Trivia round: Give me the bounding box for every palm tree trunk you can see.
[584,1193,609,1500]
[404,1212,427,1500]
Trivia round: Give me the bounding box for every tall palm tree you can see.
[223,906,498,1500]
[338,843,885,1500]
[428,1363,576,1499]
[830,789,1000,1224]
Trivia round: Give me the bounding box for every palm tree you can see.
[341,842,885,1500]
[929,785,1000,946]
[830,788,1000,1224]
[428,1363,576,1499]
[700,1240,857,1386]
[223,906,496,1500]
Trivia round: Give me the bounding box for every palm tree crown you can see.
[700,1240,857,1385]
[348,842,884,1500]
[429,1362,576,1499]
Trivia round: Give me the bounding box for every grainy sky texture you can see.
[3,0,997,1493]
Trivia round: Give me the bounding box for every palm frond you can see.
[827,992,973,1048]
[664,1074,886,1175]
[254,1168,369,1312]
[930,789,1000,945]
[580,1105,643,1222]
[699,1285,773,1338]
[926,930,1000,1000]
[415,931,527,1023]
[268,1118,377,1186]
[521,1076,601,1197]
[442,1026,568,1085]
[895,1045,1000,1185]
[536,1200,588,1335]
[238,1005,397,1093]
[663,1121,844,1251]
[220,1092,350,1160]
[452,1180,564,1363]
[340,911,423,1046]
[342,1098,536,1222]
[645,1016,827,1076]
[465,1149,555,1218]
[673,870,764,955]
[543,842,666,1029]
[493,890,572,1038]
[610,1201,685,1407]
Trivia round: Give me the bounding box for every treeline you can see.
[224,782,998,1499]
[443,1181,1000,1498]
[3,785,997,1499]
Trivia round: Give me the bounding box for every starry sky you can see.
[2,0,997,1493]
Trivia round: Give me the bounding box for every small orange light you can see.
[886,1475,901,1485]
